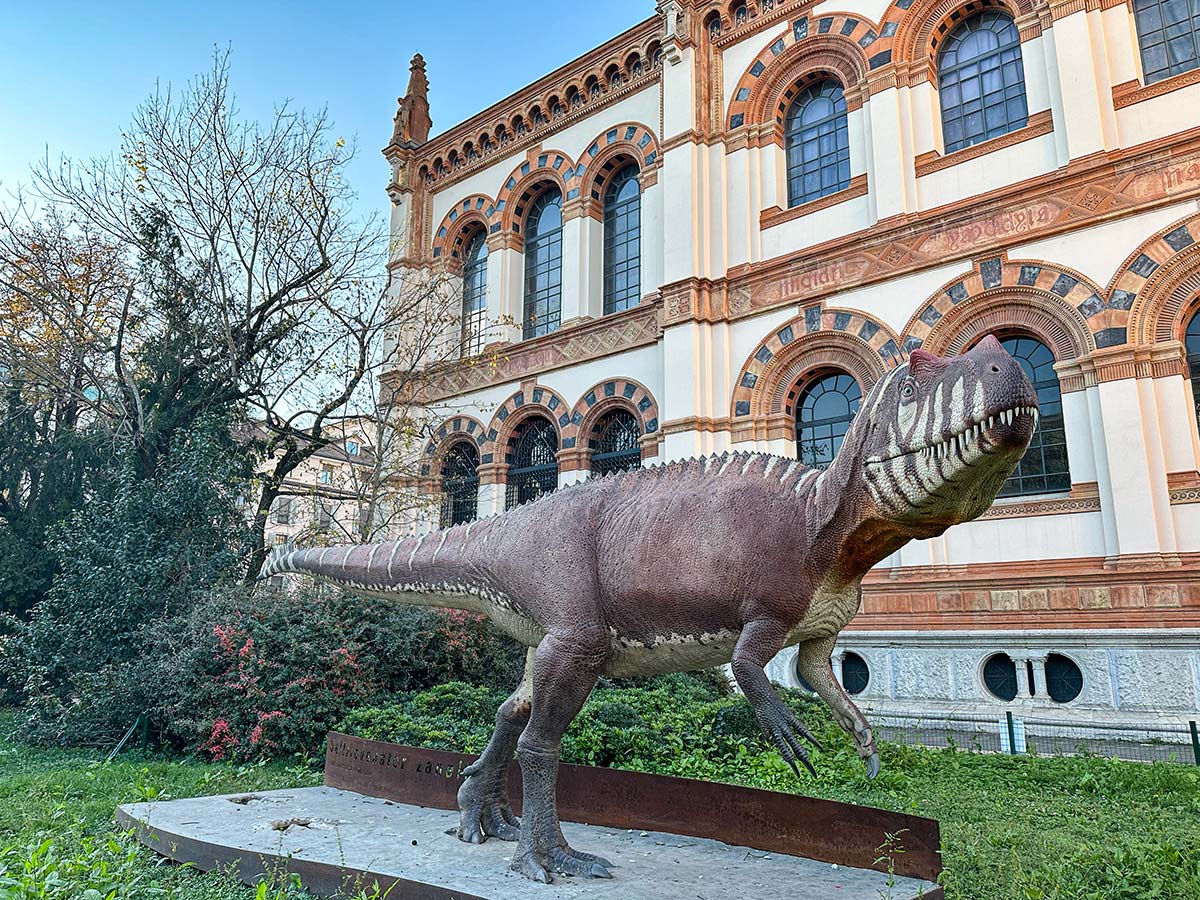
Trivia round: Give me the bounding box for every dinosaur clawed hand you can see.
[757,699,823,779]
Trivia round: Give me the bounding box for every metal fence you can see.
[871,712,1200,765]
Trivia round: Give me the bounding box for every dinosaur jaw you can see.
[864,404,1038,530]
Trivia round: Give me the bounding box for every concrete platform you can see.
[118,786,940,900]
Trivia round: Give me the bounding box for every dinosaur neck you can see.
[818,447,913,580]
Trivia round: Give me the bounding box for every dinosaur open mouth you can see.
[917,404,1039,461]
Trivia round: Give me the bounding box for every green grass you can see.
[3,696,1200,900]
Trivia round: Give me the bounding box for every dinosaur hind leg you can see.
[457,648,535,843]
[511,631,613,883]
[796,636,879,778]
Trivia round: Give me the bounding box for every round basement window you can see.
[982,653,1018,701]
[1045,653,1083,703]
[841,652,869,696]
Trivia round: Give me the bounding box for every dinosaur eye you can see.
[901,380,916,400]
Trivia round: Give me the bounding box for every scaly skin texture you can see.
[261,336,1038,883]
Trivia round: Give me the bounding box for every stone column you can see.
[486,232,523,343]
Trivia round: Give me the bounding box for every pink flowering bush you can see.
[163,583,524,761]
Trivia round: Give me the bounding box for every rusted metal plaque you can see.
[324,732,942,883]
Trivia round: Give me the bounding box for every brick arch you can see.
[484,385,574,465]
[580,122,661,214]
[495,148,580,238]
[418,414,488,480]
[883,0,1041,86]
[904,257,1098,361]
[727,22,875,134]
[432,194,496,263]
[569,377,661,462]
[731,306,899,440]
[1113,214,1200,346]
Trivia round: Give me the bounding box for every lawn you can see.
[2,690,1199,900]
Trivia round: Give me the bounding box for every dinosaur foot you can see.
[456,767,520,843]
[511,837,614,883]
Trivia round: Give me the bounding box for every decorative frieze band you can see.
[1054,342,1189,393]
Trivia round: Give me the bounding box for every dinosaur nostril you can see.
[990,364,1000,373]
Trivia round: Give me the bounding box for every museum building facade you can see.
[382,0,1200,732]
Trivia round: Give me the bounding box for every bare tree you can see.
[0,48,472,580]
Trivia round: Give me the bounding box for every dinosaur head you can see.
[853,335,1039,537]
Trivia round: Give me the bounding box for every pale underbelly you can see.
[601,630,740,677]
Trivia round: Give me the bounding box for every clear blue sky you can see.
[1,0,652,224]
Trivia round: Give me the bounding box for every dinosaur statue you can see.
[261,336,1037,883]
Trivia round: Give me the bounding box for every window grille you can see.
[995,336,1070,497]
[590,409,642,476]
[784,80,851,207]
[522,190,563,339]
[937,11,1028,154]
[440,441,480,527]
[603,165,642,314]
[461,232,488,355]
[796,372,862,469]
[506,417,559,509]
[1133,0,1200,84]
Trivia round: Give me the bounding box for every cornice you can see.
[708,0,820,50]
[1054,341,1189,392]
[760,175,869,229]
[914,109,1054,177]
[397,18,663,193]
[1112,68,1200,110]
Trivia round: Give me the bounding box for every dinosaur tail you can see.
[257,527,490,612]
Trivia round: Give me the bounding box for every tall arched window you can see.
[590,409,642,476]
[937,11,1028,154]
[461,232,488,356]
[523,188,563,339]
[603,164,641,315]
[784,80,851,208]
[506,417,558,509]
[996,336,1069,497]
[1184,310,1200,428]
[1133,0,1200,84]
[796,371,862,468]
[439,442,480,528]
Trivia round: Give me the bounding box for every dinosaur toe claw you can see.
[865,752,880,780]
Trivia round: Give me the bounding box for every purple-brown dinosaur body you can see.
[262,336,1037,883]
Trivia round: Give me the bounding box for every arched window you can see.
[1184,310,1200,427]
[461,232,488,356]
[506,417,558,509]
[937,11,1028,154]
[1133,0,1200,84]
[784,80,851,208]
[996,336,1069,497]
[439,442,479,528]
[603,164,641,315]
[523,188,563,339]
[590,409,642,476]
[796,371,862,469]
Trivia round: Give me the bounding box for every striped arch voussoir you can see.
[486,385,574,463]
[884,0,1038,85]
[731,305,900,423]
[496,149,580,237]
[419,414,489,479]
[582,122,660,211]
[569,378,661,456]
[728,21,875,132]
[432,195,496,262]
[903,256,1099,361]
[1113,214,1200,345]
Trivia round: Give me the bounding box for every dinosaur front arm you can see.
[731,619,824,778]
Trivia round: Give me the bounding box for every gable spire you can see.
[392,53,432,148]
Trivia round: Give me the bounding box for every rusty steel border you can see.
[324,732,943,885]
[116,806,488,900]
